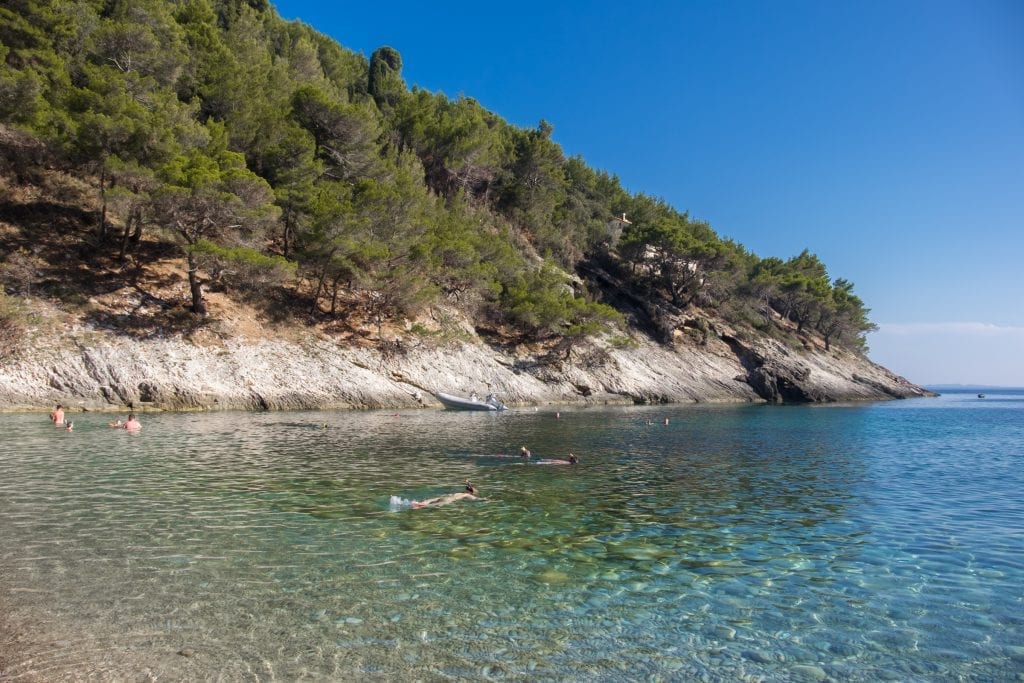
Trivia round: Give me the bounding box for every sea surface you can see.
[1,388,1022,681]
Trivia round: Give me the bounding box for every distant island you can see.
[926,385,1021,391]
[0,0,931,410]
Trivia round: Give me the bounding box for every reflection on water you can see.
[2,392,1023,680]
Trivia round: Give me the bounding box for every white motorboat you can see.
[434,391,507,411]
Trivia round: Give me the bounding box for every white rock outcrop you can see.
[0,326,930,412]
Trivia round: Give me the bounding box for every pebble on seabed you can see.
[713,625,736,640]
[790,664,827,681]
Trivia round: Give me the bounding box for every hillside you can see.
[0,165,929,410]
[0,1,931,409]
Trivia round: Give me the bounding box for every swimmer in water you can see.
[520,446,531,459]
[109,413,141,430]
[411,481,480,508]
[568,453,579,464]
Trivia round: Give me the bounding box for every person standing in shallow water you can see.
[123,413,142,431]
[50,404,64,425]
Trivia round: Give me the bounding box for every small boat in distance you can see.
[434,391,507,411]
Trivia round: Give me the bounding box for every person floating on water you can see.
[50,404,64,425]
[411,481,480,508]
[520,446,531,459]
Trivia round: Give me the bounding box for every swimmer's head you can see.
[465,480,477,495]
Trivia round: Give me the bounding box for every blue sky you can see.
[273,0,1024,386]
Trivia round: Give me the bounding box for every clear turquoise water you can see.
[1,389,1022,680]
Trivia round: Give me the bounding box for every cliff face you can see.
[0,314,931,412]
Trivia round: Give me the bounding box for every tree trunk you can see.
[117,207,140,260]
[329,272,343,315]
[187,251,207,315]
[98,169,108,241]
[118,216,131,260]
[310,269,327,315]
[282,208,293,259]
[129,206,143,244]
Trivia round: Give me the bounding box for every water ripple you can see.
[1,393,1023,680]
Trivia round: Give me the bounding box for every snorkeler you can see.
[411,481,480,508]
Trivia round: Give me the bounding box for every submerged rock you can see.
[791,664,827,681]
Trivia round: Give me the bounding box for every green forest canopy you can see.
[0,0,876,351]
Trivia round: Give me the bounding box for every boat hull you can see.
[434,392,505,411]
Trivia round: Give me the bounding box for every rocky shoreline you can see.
[0,322,932,412]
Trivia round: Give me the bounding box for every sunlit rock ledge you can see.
[0,326,932,412]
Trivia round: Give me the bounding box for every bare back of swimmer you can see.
[411,482,480,508]
[411,492,479,508]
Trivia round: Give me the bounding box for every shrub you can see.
[499,264,622,338]
[189,240,297,291]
